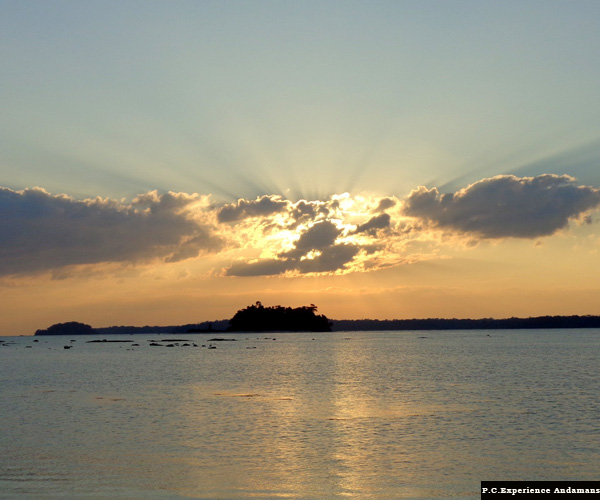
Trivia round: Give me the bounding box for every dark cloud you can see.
[0,187,222,276]
[225,244,359,277]
[217,195,288,223]
[296,244,359,273]
[226,220,358,276]
[375,197,396,212]
[355,213,390,234]
[218,195,343,232]
[286,200,331,228]
[290,200,318,219]
[281,221,340,259]
[225,258,292,277]
[403,174,600,238]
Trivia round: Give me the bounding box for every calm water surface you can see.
[1,330,599,499]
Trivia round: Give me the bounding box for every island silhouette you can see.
[226,301,331,332]
[33,303,600,335]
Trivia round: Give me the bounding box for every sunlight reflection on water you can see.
[1,330,599,499]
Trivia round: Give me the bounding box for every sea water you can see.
[1,329,599,499]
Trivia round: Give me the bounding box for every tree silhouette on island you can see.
[227,302,332,332]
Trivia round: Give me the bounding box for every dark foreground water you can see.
[1,329,599,499]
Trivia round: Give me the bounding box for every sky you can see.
[2,0,600,335]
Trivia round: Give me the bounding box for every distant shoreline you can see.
[33,315,600,335]
[331,315,600,331]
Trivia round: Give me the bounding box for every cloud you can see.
[1,187,399,279]
[225,245,360,277]
[217,195,288,222]
[280,221,341,259]
[354,213,391,234]
[375,197,396,212]
[402,174,600,238]
[218,192,443,277]
[297,244,360,273]
[225,258,293,277]
[9,173,599,280]
[0,187,222,276]
[287,200,331,228]
[226,220,359,276]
